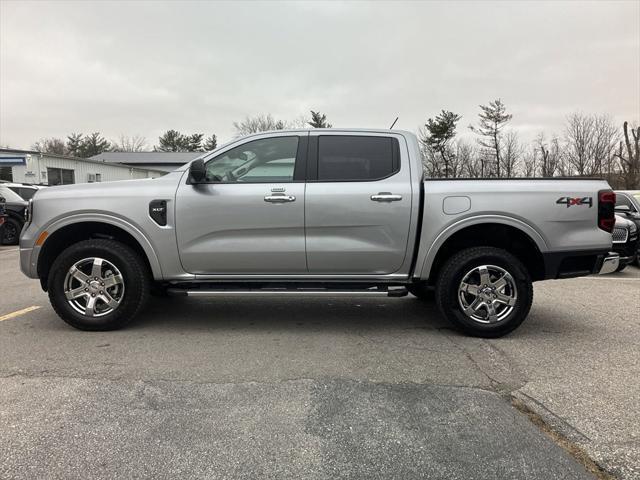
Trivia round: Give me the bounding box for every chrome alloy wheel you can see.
[63,257,125,317]
[458,265,517,324]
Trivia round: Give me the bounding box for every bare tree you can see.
[32,137,67,155]
[501,131,522,178]
[563,113,618,177]
[522,147,537,177]
[418,139,441,178]
[564,112,592,175]
[592,114,619,177]
[457,141,480,178]
[233,114,288,137]
[615,121,640,189]
[534,133,562,178]
[113,135,147,152]
[469,99,512,177]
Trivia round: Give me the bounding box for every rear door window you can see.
[317,136,399,181]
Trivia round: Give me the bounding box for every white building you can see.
[91,151,199,173]
[0,148,166,185]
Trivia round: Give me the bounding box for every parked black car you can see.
[0,194,7,242]
[3,182,43,201]
[0,185,28,245]
[615,190,640,266]
[612,214,638,272]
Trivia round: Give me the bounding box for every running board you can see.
[167,286,408,298]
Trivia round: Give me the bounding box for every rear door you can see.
[175,133,308,275]
[304,133,413,274]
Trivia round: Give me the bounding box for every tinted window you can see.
[0,186,25,203]
[317,136,398,181]
[205,136,299,183]
[19,188,36,200]
[616,194,636,212]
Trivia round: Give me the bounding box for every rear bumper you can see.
[597,253,620,275]
[543,249,617,279]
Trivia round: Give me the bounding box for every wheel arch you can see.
[419,217,548,283]
[37,216,162,289]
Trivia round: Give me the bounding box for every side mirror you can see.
[189,159,206,183]
[615,205,630,213]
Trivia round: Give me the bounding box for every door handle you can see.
[264,194,296,203]
[371,193,402,202]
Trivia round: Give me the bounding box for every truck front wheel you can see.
[47,239,150,330]
[435,247,533,338]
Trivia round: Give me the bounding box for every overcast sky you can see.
[1,0,638,150]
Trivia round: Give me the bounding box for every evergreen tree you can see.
[203,134,218,151]
[157,130,188,152]
[78,132,111,157]
[66,133,84,156]
[421,110,461,178]
[469,99,512,177]
[186,133,204,151]
[308,110,332,128]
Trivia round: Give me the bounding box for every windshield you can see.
[0,186,26,203]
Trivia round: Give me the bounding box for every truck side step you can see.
[166,286,408,298]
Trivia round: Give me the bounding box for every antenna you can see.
[389,117,399,129]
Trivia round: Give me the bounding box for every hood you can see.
[614,214,633,228]
[31,172,183,202]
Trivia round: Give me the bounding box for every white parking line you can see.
[580,276,640,281]
[0,306,41,322]
[0,248,19,254]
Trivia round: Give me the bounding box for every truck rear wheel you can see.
[47,239,150,331]
[435,247,533,338]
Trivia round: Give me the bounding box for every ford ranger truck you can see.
[19,129,619,337]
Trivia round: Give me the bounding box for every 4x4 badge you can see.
[556,196,593,208]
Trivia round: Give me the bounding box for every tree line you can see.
[28,110,332,157]
[420,99,638,189]
[27,106,638,188]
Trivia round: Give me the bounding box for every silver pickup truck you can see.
[19,129,619,337]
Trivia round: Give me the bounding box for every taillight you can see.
[598,190,615,233]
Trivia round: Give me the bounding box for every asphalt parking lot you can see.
[1,245,638,480]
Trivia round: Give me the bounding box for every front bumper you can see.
[19,246,38,278]
[597,252,620,275]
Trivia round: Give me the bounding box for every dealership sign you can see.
[0,156,26,166]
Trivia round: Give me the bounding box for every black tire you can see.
[407,282,435,301]
[435,247,533,338]
[1,216,22,245]
[47,239,150,331]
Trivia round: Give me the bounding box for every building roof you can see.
[91,152,202,164]
[0,148,165,173]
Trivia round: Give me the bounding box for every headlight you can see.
[630,223,637,234]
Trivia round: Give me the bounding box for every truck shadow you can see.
[133,296,451,333]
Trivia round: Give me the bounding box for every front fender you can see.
[24,212,163,280]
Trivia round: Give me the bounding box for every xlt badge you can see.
[149,199,167,225]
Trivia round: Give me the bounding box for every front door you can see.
[175,133,307,275]
[304,133,413,274]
